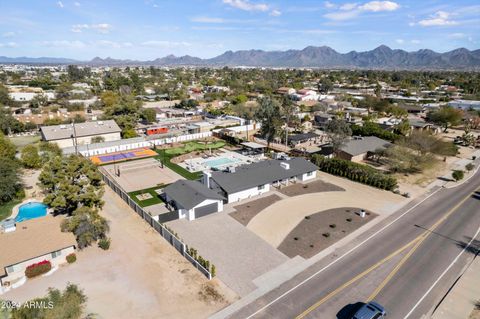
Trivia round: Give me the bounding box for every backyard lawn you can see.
[0,198,22,221]
[164,141,225,156]
[128,185,166,207]
[154,140,226,180]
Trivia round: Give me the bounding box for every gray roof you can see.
[40,120,121,141]
[340,136,391,156]
[211,158,319,194]
[164,180,225,210]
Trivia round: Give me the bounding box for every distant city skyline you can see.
[0,0,479,60]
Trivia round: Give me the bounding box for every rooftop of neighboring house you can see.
[210,158,319,194]
[40,120,121,141]
[164,180,225,210]
[340,136,391,157]
[0,216,76,277]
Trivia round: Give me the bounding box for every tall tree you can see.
[254,97,283,149]
[325,118,352,153]
[39,155,104,215]
[0,133,16,160]
[21,145,42,169]
[0,158,22,205]
[427,107,463,132]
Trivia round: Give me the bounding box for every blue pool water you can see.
[15,202,48,222]
[205,157,239,168]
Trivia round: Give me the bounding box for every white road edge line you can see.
[403,223,480,319]
[245,187,443,319]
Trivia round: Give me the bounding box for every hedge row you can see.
[351,122,401,142]
[25,260,52,278]
[313,155,398,191]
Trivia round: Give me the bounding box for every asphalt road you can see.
[227,169,480,319]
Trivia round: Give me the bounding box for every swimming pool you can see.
[205,157,240,169]
[15,202,48,222]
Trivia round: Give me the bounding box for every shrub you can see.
[98,237,111,250]
[452,170,464,181]
[466,163,475,171]
[346,218,352,222]
[329,224,336,228]
[211,264,216,277]
[322,232,331,238]
[66,253,77,263]
[25,260,52,278]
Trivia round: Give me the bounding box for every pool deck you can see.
[180,150,264,172]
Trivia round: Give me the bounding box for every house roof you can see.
[40,120,121,141]
[0,216,76,277]
[288,132,319,142]
[241,142,265,149]
[164,180,225,210]
[211,158,319,194]
[340,136,391,156]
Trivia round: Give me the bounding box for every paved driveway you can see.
[167,213,289,297]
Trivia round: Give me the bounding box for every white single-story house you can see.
[0,216,76,292]
[40,120,122,149]
[163,180,225,221]
[205,158,319,203]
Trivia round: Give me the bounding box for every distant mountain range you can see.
[2,45,480,69]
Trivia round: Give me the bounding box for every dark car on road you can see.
[352,301,387,319]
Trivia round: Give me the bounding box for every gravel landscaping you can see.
[278,179,345,197]
[278,207,377,258]
[230,194,283,226]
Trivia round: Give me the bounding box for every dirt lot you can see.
[230,194,283,226]
[4,187,236,319]
[470,308,480,319]
[278,207,376,258]
[278,179,344,197]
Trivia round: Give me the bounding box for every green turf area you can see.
[8,135,41,150]
[154,141,225,180]
[164,141,226,156]
[0,198,23,221]
[128,185,167,207]
[155,150,203,180]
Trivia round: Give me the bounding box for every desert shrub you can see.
[329,224,337,228]
[98,237,111,250]
[322,232,331,238]
[466,163,475,171]
[66,253,77,263]
[25,260,52,278]
[452,170,464,181]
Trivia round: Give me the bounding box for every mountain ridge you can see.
[1,45,479,69]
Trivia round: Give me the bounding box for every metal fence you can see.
[99,167,212,279]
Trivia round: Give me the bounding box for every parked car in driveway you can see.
[352,301,387,319]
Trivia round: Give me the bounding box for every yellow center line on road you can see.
[295,189,477,319]
[366,188,476,302]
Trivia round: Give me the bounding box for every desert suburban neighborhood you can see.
[1,1,480,319]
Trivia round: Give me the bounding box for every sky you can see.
[0,0,479,60]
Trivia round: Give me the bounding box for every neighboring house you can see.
[338,136,392,162]
[276,87,296,95]
[40,120,122,148]
[0,216,76,291]
[9,92,56,102]
[288,132,319,146]
[163,180,225,221]
[205,158,319,203]
[448,99,480,111]
[409,118,440,134]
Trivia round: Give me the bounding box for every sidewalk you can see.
[432,256,480,319]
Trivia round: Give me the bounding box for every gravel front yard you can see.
[278,179,345,197]
[230,194,283,226]
[278,207,377,258]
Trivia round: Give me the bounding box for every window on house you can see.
[51,250,62,258]
[258,184,265,190]
[307,171,313,176]
[6,265,14,274]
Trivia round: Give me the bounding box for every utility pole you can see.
[71,118,78,155]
